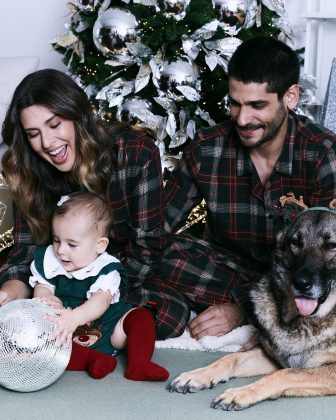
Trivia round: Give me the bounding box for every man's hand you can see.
[188,303,244,340]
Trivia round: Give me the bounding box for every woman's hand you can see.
[0,280,32,306]
[188,303,244,340]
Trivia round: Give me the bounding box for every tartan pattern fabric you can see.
[0,132,169,287]
[0,132,186,338]
[3,114,336,339]
[163,111,336,311]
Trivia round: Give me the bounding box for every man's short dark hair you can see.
[228,36,300,99]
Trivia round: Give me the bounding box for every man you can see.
[161,36,336,339]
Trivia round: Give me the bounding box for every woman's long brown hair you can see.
[1,69,119,244]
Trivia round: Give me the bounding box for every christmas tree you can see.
[51,0,293,235]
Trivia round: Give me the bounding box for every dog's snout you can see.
[292,267,314,293]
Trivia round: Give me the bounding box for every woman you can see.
[0,69,189,339]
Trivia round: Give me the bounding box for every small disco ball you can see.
[0,299,71,392]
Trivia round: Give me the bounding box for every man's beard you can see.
[236,101,288,149]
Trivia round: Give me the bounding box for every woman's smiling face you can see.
[20,104,76,172]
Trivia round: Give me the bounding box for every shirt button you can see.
[268,214,273,219]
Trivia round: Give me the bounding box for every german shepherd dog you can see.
[167,208,336,410]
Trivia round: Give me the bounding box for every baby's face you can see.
[52,212,104,272]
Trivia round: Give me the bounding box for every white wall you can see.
[0,0,68,71]
[0,0,335,106]
[301,0,336,104]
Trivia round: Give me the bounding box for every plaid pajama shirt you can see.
[0,131,186,339]
[3,115,336,339]
[161,111,336,323]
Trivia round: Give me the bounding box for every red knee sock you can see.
[66,342,117,379]
[123,307,169,381]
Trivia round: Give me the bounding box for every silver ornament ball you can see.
[77,0,95,12]
[92,8,138,55]
[158,60,199,101]
[159,0,190,19]
[214,0,247,31]
[0,299,71,392]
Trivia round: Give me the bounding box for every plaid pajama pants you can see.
[126,234,265,339]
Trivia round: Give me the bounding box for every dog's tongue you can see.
[294,297,318,316]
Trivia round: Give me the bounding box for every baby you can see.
[29,191,169,381]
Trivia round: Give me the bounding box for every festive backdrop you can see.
[51,0,299,235]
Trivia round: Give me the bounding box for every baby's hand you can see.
[46,307,78,347]
[0,291,10,306]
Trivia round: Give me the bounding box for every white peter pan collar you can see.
[43,245,121,280]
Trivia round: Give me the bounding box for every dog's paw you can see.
[167,369,219,394]
[211,387,256,411]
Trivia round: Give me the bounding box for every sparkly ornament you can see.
[205,51,219,71]
[96,78,135,107]
[195,106,216,126]
[298,75,318,106]
[182,20,218,61]
[159,0,190,20]
[77,0,95,12]
[126,42,153,60]
[261,0,285,16]
[321,58,336,134]
[134,64,152,93]
[154,96,177,113]
[204,36,242,58]
[158,60,200,102]
[124,0,158,5]
[176,200,207,234]
[116,96,152,125]
[49,31,79,48]
[0,174,14,252]
[296,75,320,122]
[214,0,248,34]
[92,8,138,55]
[0,299,71,392]
[243,0,259,29]
[168,109,191,148]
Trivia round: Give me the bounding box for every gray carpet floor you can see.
[1,348,336,420]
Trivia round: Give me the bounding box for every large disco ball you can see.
[0,299,71,392]
[92,8,138,55]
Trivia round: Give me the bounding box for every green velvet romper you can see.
[33,246,132,355]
